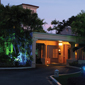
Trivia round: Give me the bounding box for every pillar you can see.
[45,44,47,58]
[44,44,50,65]
[65,44,68,63]
[70,42,75,60]
[32,38,37,68]
[66,42,76,65]
[45,44,48,65]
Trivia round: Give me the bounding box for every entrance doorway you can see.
[47,45,58,64]
[36,43,45,64]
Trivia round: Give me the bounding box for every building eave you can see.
[19,3,39,8]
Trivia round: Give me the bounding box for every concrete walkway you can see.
[0,65,80,85]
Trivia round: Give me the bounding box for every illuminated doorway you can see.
[47,45,58,64]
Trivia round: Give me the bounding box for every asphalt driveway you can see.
[0,65,80,85]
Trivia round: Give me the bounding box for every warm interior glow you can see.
[59,40,62,42]
[58,49,61,51]
[75,51,77,55]
[36,40,58,45]
[63,42,70,44]
[36,40,72,64]
[53,49,58,58]
[75,44,78,47]
[46,65,49,66]
[59,43,62,46]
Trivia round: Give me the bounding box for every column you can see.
[65,44,68,63]
[66,42,75,65]
[45,44,47,65]
[45,44,50,65]
[32,38,37,68]
[70,42,75,60]
[45,44,47,58]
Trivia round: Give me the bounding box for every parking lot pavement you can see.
[0,65,80,85]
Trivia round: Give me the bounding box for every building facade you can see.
[19,3,39,13]
[18,3,85,68]
[32,32,85,68]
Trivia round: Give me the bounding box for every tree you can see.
[0,4,45,43]
[48,10,85,52]
[47,16,77,34]
[0,4,46,36]
[0,4,46,66]
[71,10,85,37]
[70,11,85,52]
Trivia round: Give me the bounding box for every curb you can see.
[66,65,81,69]
[0,67,32,70]
[50,66,81,85]
[59,71,81,76]
[50,71,81,85]
[50,75,62,85]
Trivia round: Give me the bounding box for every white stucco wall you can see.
[21,4,39,13]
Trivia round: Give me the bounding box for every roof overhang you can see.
[33,32,85,44]
[19,3,39,8]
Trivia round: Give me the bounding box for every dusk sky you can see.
[1,0,85,32]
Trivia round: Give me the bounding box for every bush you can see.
[26,60,32,66]
[0,52,14,67]
[14,61,19,67]
[69,61,81,67]
[67,76,85,85]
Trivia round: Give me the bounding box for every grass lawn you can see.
[53,73,84,85]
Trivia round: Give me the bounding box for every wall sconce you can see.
[58,41,62,46]
[46,61,49,66]
[58,43,62,46]
[58,48,61,52]
[58,48,61,55]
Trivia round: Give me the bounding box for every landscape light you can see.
[82,66,85,71]
[81,66,85,76]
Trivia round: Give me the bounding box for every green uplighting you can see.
[10,43,13,53]
[6,47,9,55]
[5,42,13,55]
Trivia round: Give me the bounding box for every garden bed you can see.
[53,73,85,85]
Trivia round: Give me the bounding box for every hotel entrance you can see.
[36,40,71,65]
[32,32,82,68]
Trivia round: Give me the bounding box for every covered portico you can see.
[32,32,85,68]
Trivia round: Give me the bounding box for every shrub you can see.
[69,61,81,67]
[26,60,32,66]
[0,52,14,67]
[67,76,85,85]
